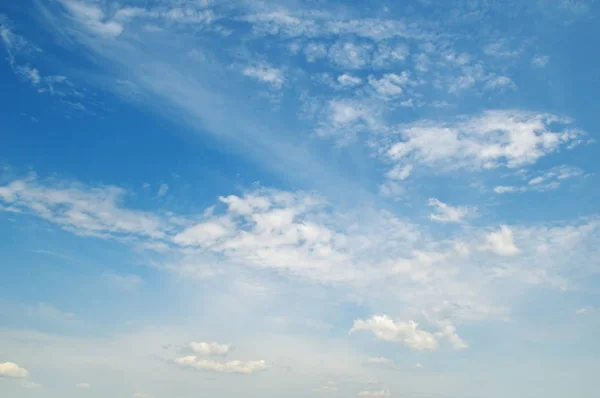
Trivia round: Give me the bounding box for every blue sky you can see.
[0,0,599,397]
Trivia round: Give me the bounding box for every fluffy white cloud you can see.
[483,226,520,256]
[386,164,412,181]
[351,315,469,351]
[173,356,267,374]
[350,315,440,351]
[190,341,230,356]
[243,64,285,89]
[337,73,362,87]
[493,165,584,194]
[0,176,168,239]
[382,110,583,174]
[328,41,372,69]
[428,198,469,223]
[484,75,516,90]
[368,72,411,97]
[0,362,29,378]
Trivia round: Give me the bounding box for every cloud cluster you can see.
[350,315,467,351]
[0,362,29,378]
[173,341,265,374]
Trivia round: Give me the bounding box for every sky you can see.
[0,0,599,397]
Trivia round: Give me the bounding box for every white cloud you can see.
[359,390,391,397]
[428,198,469,223]
[483,226,520,256]
[304,42,328,62]
[190,341,230,356]
[76,382,91,388]
[0,176,168,239]
[16,65,41,84]
[493,165,584,194]
[531,55,549,68]
[0,362,29,378]
[243,64,285,89]
[58,0,124,37]
[483,40,521,58]
[350,315,440,351]
[368,72,411,97]
[484,75,516,90]
[173,356,267,374]
[328,41,372,69]
[386,164,412,181]
[372,42,409,68]
[381,110,583,175]
[157,183,169,197]
[337,73,362,87]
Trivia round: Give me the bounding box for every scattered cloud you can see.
[0,362,29,378]
[368,72,412,97]
[483,226,520,256]
[173,356,267,374]
[350,315,466,351]
[575,307,594,315]
[337,73,362,88]
[242,63,285,89]
[0,176,168,239]
[428,198,469,223]
[380,110,583,176]
[190,341,230,356]
[494,165,584,194]
[76,382,90,388]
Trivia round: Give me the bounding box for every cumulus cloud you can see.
[190,341,230,356]
[173,356,267,374]
[493,165,584,194]
[243,64,285,89]
[381,110,583,175]
[351,315,439,351]
[337,73,362,87]
[428,198,469,223]
[58,0,124,37]
[368,72,412,97]
[0,362,29,378]
[351,315,468,351]
[483,226,520,256]
[328,41,372,69]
